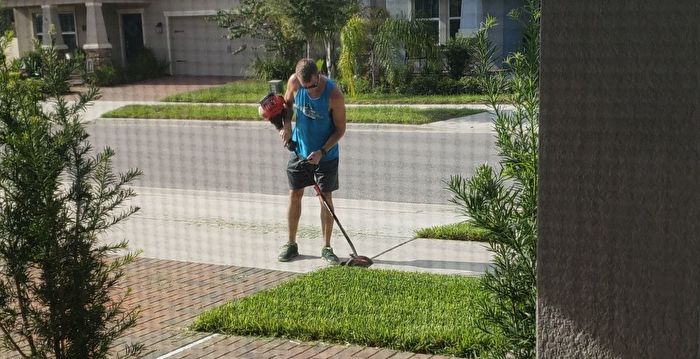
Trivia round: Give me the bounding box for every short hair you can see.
[295,58,318,83]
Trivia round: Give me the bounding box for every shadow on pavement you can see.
[371,259,491,273]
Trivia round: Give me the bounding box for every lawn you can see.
[101,104,484,125]
[162,79,491,104]
[415,222,491,242]
[192,267,492,357]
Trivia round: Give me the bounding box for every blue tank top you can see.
[292,78,339,161]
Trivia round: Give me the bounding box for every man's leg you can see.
[319,191,334,247]
[288,188,304,243]
[279,188,304,262]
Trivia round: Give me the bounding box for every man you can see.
[277,58,347,265]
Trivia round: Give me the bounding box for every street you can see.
[87,118,499,205]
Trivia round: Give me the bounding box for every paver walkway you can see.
[0,257,461,358]
[109,257,460,358]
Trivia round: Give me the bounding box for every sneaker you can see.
[278,242,299,262]
[321,247,340,265]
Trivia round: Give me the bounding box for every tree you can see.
[0,36,143,358]
[210,0,305,80]
[338,7,388,96]
[339,12,439,95]
[446,1,540,358]
[274,0,361,79]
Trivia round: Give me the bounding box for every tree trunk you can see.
[325,39,334,79]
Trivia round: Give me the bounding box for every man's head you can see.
[295,58,319,90]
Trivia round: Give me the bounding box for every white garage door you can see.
[169,16,257,76]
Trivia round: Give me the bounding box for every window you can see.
[415,0,439,43]
[415,0,463,43]
[33,13,43,43]
[449,0,462,38]
[59,13,77,51]
[33,12,78,51]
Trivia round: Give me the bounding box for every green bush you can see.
[17,47,43,77]
[459,76,483,94]
[87,64,123,87]
[15,44,78,95]
[442,37,473,79]
[397,74,468,96]
[252,57,295,81]
[123,48,168,82]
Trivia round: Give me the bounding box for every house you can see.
[4,0,522,77]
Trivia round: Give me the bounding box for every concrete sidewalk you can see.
[110,186,492,276]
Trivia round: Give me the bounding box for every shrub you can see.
[15,44,78,95]
[442,36,473,79]
[447,1,540,357]
[0,41,143,359]
[123,48,168,82]
[459,76,483,94]
[397,74,467,96]
[87,63,123,87]
[252,57,295,81]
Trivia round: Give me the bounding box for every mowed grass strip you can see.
[164,80,268,103]
[192,267,490,357]
[415,222,491,242]
[101,104,483,125]
[162,80,492,104]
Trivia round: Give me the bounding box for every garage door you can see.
[169,16,258,76]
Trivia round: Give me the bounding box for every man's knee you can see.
[289,188,304,201]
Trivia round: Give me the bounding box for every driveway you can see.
[69,75,238,102]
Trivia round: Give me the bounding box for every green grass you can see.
[162,79,491,104]
[192,267,491,357]
[163,80,268,103]
[415,222,491,242]
[101,104,484,125]
[348,92,491,104]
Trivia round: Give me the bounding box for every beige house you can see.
[4,0,522,77]
[5,0,261,76]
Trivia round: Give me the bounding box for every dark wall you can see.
[538,1,700,358]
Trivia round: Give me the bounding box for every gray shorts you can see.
[287,153,339,192]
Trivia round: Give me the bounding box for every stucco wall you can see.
[538,1,700,358]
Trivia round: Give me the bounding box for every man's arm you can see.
[280,74,298,146]
[307,85,346,164]
[323,86,347,152]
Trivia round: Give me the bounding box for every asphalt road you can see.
[87,119,498,205]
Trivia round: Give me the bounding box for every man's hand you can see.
[279,127,291,146]
[307,150,323,165]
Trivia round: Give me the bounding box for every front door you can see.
[122,13,144,62]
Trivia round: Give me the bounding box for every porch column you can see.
[41,5,67,50]
[458,0,482,37]
[439,0,449,44]
[83,2,112,68]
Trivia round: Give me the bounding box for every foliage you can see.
[88,63,121,87]
[0,41,143,358]
[269,0,361,78]
[252,57,294,81]
[446,1,540,358]
[14,41,79,96]
[338,7,388,96]
[210,0,305,72]
[123,48,168,82]
[442,36,473,79]
[193,267,492,357]
[84,48,167,87]
[340,13,440,95]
